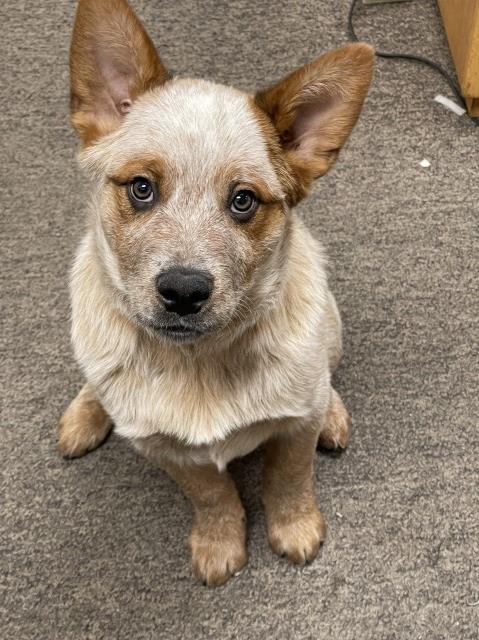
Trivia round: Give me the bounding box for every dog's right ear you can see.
[70,0,169,146]
[255,43,374,204]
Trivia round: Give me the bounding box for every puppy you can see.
[58,0,373,586]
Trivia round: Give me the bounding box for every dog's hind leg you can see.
[58,383,112,458]
[316,387,351,451]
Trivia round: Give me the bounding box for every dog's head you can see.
[70,0,373,344]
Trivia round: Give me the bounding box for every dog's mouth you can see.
[137,315,207,342]
[160,324,204,342]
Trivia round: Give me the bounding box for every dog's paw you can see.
[267,507,326,565]
[58,417,110,458]
[189,518,247,587]
[58,385,111,458]
[317,389,351,451]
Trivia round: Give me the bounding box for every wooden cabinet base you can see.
[465,97,479,117]
[438,0,479,115]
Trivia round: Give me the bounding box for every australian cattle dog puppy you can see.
[59,0,373,586]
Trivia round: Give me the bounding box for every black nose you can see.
[156,267,213,316]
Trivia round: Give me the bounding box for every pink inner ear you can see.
[96,48,135,117]
[289,93,340,159]
[119,99,132,114]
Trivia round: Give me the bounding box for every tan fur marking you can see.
[58,383,112,458]
[263,422,326,564]
[241,201,285,249]
[247,97,301,206]
[157,460,247,587]
[70,0,169,145]
[107,155,173,224]
[108,156,168,187]
[317,388,352,450]
[255,43,374,201]
[215,161,285,205]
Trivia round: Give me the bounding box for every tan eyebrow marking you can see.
[108,155,168,185]
[216,162,285,206]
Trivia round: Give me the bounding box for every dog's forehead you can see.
[90,78,282,192]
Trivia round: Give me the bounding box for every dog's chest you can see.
[99,341,326,447]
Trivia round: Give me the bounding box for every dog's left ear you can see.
[255,43,374,202]
[70,0,170,146]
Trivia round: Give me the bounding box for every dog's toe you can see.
[190,538,247,587]
[268,507,326,565]
[189,519,247,587]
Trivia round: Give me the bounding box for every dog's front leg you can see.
[263,421,326,564]
[160,460,247,587]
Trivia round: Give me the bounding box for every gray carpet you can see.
[1,1,478,638]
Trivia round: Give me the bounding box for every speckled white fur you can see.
[71,79,342,468]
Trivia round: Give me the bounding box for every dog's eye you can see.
[229,190,258,222]
[128,177,155,210]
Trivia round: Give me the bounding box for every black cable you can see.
[347,0,479,127]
